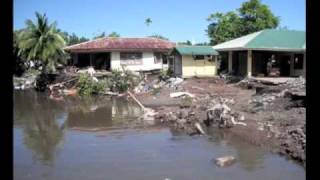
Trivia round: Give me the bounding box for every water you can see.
[14,90,305,180]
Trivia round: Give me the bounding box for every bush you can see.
[76,73,108,96]
[109,68,141,93]
[35,73,56,91]
[159,69,173,81]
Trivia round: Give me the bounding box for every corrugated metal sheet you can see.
[64,37,175,52]
[213,29,306,51]
[175,46,219,55]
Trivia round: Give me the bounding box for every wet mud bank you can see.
[136,77,306,167]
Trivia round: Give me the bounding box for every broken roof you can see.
[213,29,305,52]
[174,46,219,55]
[64,37,175,52]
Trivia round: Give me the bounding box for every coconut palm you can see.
[18,12,67,73]
[145,18,152,26]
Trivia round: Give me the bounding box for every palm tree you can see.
[18,12,67,73]
[145,18,152,26]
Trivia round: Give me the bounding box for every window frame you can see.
[120,52,143,65]
[154,52,162,64]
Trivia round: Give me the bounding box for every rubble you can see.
[170,92,195,98]
[206,102,246,128]
[214,156,236,167]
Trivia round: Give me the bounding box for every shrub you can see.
[159,69,173,81]
[109,67,141,93]
[76,73,107,96]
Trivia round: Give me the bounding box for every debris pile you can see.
[278,124,306,165]
[205,99,246,128]
[14,75,37,90]
[214,156,236,167]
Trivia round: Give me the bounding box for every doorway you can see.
[279,55,291,76]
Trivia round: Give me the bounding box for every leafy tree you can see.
[206,0,279,45]
[93,32,106,39]
[178,40,192,45]
[18,12,67,73]
[68,33,89,45]
[108,32,120,37]
[14,29,27,76]
[145,18,152,26]
[195,42,210,46]
[148,34,169,40]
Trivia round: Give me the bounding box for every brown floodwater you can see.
[14,90,305,180]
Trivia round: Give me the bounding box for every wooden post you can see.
[90,54,93,66]
[290,53,294,76]
[247,50,252,77]
[228,51,233,73]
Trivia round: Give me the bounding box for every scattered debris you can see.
[206,102,246,128]
[214,156,236,167]
[195,122,205,135]
[170,92,195,98]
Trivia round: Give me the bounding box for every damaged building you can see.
[213,29,306,77]
[64,37,174,72]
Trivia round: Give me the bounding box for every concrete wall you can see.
[111,51,163,71]
[181,55,216,78]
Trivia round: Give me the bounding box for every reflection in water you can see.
[207,127,264,171]
[14,91,66,166]
[66,96,143,130]
[14,91,144,165]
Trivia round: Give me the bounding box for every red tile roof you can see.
[64,37,175,52]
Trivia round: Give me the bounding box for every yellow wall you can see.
[182,55,216,77]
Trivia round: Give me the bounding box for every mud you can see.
[136,77,306,167]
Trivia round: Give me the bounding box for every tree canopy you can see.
[148,34,169,40]
[17,12,67,73]
[206,0,279,45]
[108,32,120,37]
[93,32,106,39]
[145,18,152,26]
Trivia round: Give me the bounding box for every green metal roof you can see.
[213,29,305,51]
[174,46,219,55]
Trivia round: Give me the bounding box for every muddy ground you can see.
[135,77,306,167]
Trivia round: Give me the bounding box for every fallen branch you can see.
[127,91,145,111]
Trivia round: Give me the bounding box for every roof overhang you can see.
[65,48,172,53]
[215,47,305,53]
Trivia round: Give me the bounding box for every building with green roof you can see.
[169,46,219,77]
[213,29,305,77]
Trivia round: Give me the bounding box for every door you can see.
[174,54,182,77]
[280,55,291,76]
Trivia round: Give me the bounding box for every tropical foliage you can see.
[76,73,108,96]
[108,32,120,37]
[17,12,67,73]
[148,34,169,40]
[206,0,279,45]
[145,18,152,26]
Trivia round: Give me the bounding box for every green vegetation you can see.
[93,32,106,39]
[148,34,169,40]
[17,12,68,74]
[206,0,279,45]
[159,69,173,81]
[108,32,120,37]
[76,74,108,96]
[109,67,141,93]
[178,40,192,45]
[145,18,152,26]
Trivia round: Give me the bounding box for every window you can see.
[120,52,142,65]
[154,53,162,64]
[294,54,303,69]
[162,55,168,64]
[193,55,205,60]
